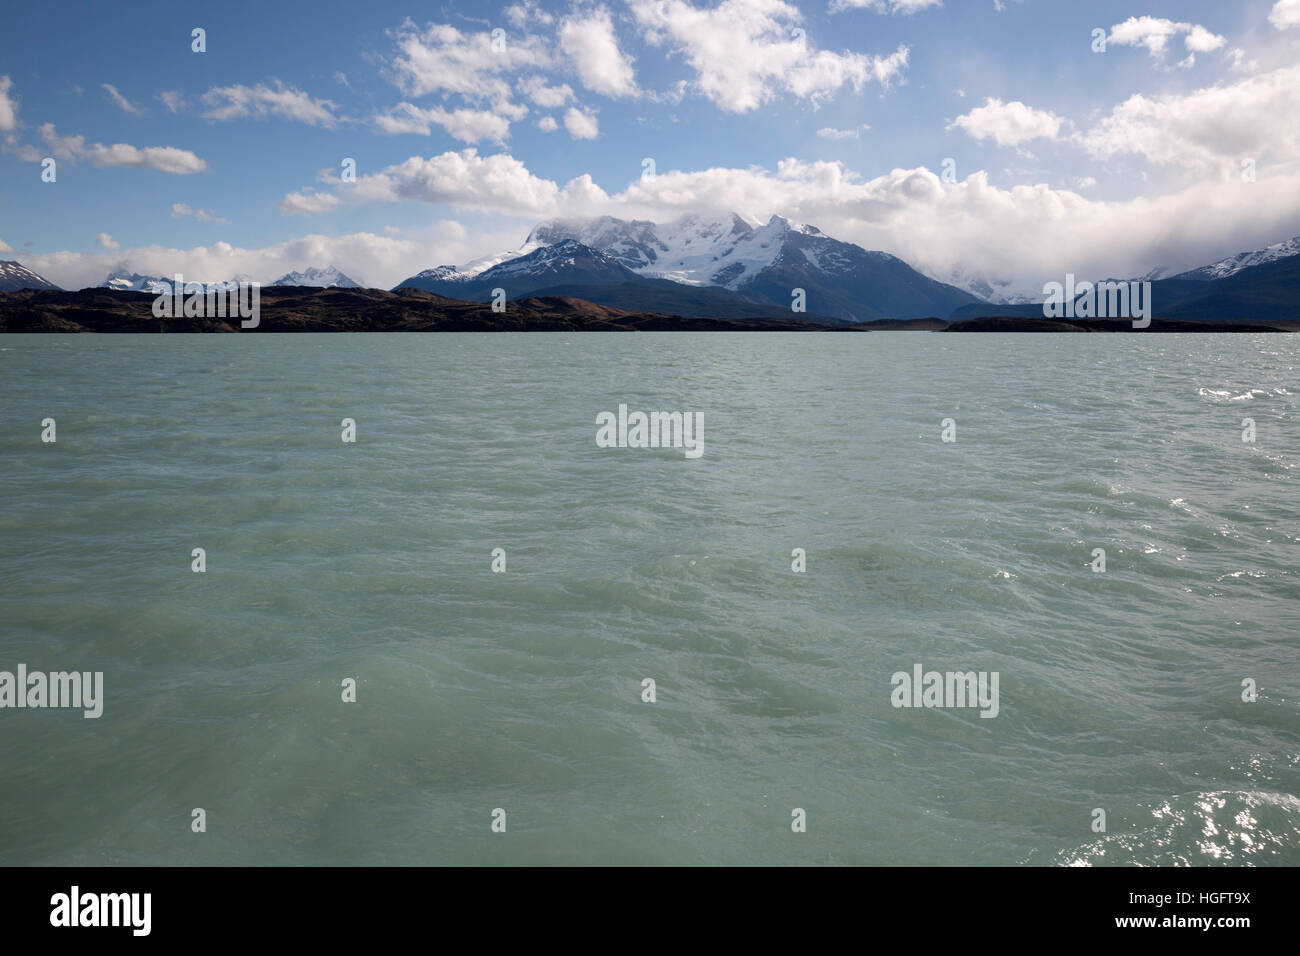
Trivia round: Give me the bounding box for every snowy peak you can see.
[269,265,362,288]
[396,211,979,321]
[1173,237,1300,281]
[478,238,637,282]
[514,211,870,290]
[0,260,62,291]
[406,264,470,284]
[100,268,170,293]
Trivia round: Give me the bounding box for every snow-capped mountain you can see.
[98,269,261,293]
[1172,237,1300,281]
[397,239,640,293]
[0,260,62,291]
[525,212,822,289]
[396,212,979,321]
[269,265,362,288]
[528,211,981,319]
[100,269,171,293]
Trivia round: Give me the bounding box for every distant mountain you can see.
[393,237,833,321]
[0,260,61,291]
[397,239,639,292]
[100,268,170,293]
[396,212,979,322]
[1171,236,1300,282]
[269,265,362,288]
[520,213,979,321]
[98,269,262,293]
[949,242,1300,325]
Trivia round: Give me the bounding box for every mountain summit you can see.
[269,266,362,288]
[395,212,978,322]
[0,260,62,292]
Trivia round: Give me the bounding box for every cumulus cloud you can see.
[1269,0,1300,29]
[559,7,639,98]
[385,21,547,112]
[0,237,13,254]
[816,124,870,139]
[1106,17,1226,63]
[948,98,1064,146]
[1083,64,1300,177]
[21,224,505,293]
[96,233,120,250]
[538,115,559,131]
[829,0,942,13]
[171,203,226,223]
[201,82,340,127]
[342,148,609,217]
[505,0,555,28]
[0,75,19,131]
[629,0,909,113]
[279,192,341,216]
[27,123,208,173]
[373,103,512,143]
[158,90,184,113]
[102,84,145,116]
[519,76,574,108]
[563,107,600,139]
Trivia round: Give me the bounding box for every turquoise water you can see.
[0,332,1297,866]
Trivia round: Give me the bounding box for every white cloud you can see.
[102,84,145,116]
[385,21,548,109]
[373,103,512,143]
[538,115,559,131]
[505,0,555,28]
[563,107,600,139]
[1107,17,1226,63]
[629,0,909,113]
[201,82,340,127]
[1184,24,1227,53]
[1269,0,1300,29]
[0,237,13,254]
[172,203,226,223]
[1083,64,1300,177]
[1227,48,1259,73]
[0,75,19,131]
[829,0,942,13]
[559,7,639,98]
[279,192,342,216]
[519,76,574,108]
[344,148,609,217]
[96,233,120,250]
[816,124,870,139]
[158,90,184,113]
[31,124,208,174]
[22,224,499,292]
[949,98,1064,146]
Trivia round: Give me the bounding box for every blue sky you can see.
[2,0,1299,292]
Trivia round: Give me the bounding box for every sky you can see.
[2,0,1300,293]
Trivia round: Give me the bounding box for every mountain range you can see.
[1,219,1298,326]
[85,265,363,294]
[394,213,980,322]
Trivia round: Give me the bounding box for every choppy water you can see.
[0,332,1297,866]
